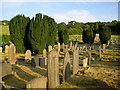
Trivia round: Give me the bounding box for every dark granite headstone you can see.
[39,58,45,67]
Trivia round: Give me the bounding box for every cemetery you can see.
[0,4,120,89]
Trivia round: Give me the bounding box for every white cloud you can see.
[51,10,100,23]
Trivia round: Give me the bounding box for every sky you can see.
[1,0,119,23]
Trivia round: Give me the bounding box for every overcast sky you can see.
[1,0,119,23]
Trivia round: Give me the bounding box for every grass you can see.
[0,25,10,35]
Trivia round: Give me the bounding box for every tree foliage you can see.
[9,14,30,53]
[99,25,111,44]
[58,22,69,44]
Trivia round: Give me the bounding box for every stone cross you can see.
[73,49,79,74]
[25,50,31,62]
[48,50,60,88]
[63,52,71,81]
[8,43,16,64]
[74,42,78,49]
[26,77,47,88]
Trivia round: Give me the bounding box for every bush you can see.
[99,25,111,44]
[2,35,10,43]
[82,28,95,44]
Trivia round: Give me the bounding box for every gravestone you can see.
[31,58,36,68]
[43,49,47,65]
[43,49,46,58]
[58,43,60,53]
[25,50,31,62]
[83,58,88,67]
[39,58,45,67]
[34,56,39,67]
[48,45,52,52]
[48,50,60,88]
[69,41,72,49]
[26,77,47,88]
[73,49,79,74]
[102,44,106,53]
[8,44,16,64]
[63,52,71,81]
[2,62,12,77]
[74,42,78,49]
[88,52,92,65]
[5,45,9,53]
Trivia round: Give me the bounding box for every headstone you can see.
[26,77,47,88]
[39,58,45,67]
[63,52,71,81]
[74,42,78,49]
[48,50,60,88]
[25,50,31,62]
[8,44,16,64]
[48,45,52,52]
[88,52,92,65]
[5,45,9,53]
[31,58,36,68]
[58,43,60,53]
[43,49,47,65]
[2,62,12,77]
[79,47,82,51]
[83,58,88,67]
[43,49,46,58]
[69,41,72,49]
[102,44,106,53]
[34,56,39,67]
[73,49,79,74]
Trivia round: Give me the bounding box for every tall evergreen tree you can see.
[9,14,30,53]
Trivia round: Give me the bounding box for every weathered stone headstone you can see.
[39,58,45,67]
[48,50,60,88]
[8,44,16,64]
[88,52,92,65]
[83,58,88,67]
[48,45,52,52]
[58,43,60,53]
[74,42,78,49]
[2,62,12,77]
[5,45,9,53]
[25,50,31,62]
[43,49,47,65]
[73,49,79,74]
[69,41,72,49]
[43,49,46,58]
[26,77,47,88]
[34,56,39,67]
[63,52,71,81]
[102,44,106,53]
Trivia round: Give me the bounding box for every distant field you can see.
[0,25,10,35]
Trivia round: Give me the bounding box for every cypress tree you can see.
[9,14,30,53]
[99,25,111,44]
